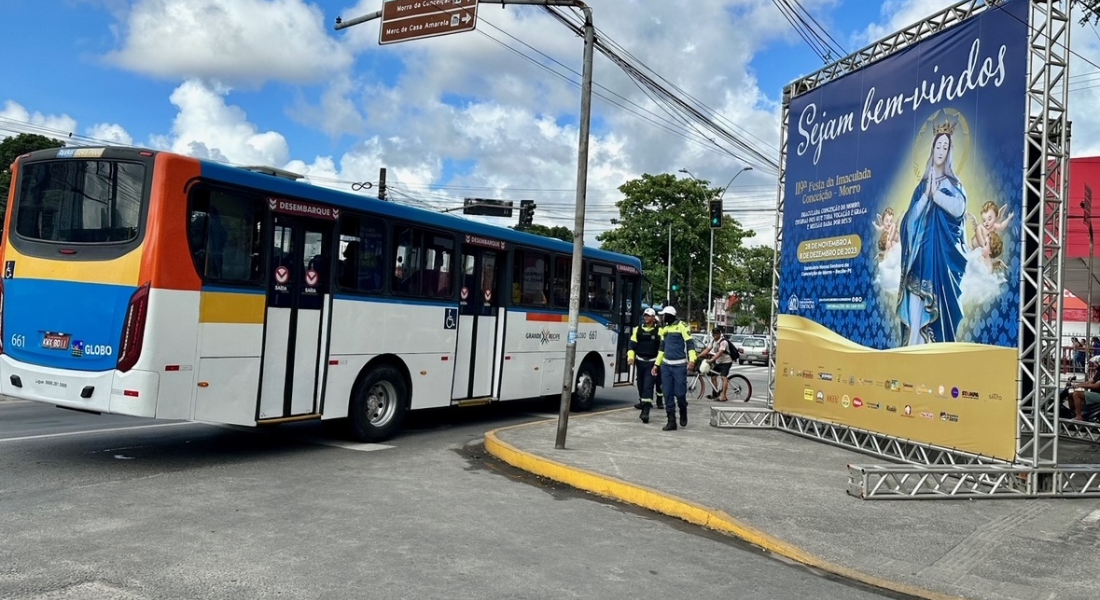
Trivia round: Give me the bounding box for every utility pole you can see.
[555,3,595,450]
[1085,185,1095,348]
[378,167,388,201]
[687,256,693,327]
[334,0,595,449]
[666,223,672,305]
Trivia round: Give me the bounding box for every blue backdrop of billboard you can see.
[779,0,1027,350]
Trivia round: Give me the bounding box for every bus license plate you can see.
[41,332,71,350]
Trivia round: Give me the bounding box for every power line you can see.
[542,7,780,174]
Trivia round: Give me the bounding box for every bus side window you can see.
[337,214,386,293]
[513,249,549,306]
[392,227,422,295]
[553,255,571,308]
[188,188,263,284]
[586,262,614,311]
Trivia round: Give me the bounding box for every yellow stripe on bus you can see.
[3,244,144,286]
[199,291,266,324]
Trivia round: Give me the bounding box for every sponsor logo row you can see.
[784,367,1002,401]
[801,388,961,423]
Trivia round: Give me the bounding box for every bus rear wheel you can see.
[348,364,408,443]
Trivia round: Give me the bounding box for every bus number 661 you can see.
[9,334,25,348]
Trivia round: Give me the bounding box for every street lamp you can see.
[679,166,753,331]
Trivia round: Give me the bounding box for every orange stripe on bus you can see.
[524,312,598,324]
[525,313,565,322]
[140,154,203,292]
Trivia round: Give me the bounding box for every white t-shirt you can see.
[711,336,734,364]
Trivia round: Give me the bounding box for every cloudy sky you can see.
[3,0,1099,246]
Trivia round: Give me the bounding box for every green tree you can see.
[514,223,573,243]
[0,134,66,217]
[598,173,751,327]
[724,245,776,331]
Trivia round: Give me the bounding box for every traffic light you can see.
[709,199,724,229]
[671,281,680,292]
[519,199,536,228]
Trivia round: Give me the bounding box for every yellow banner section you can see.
[774,314,1018,461]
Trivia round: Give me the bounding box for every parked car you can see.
[727,334,749,354]
[738,336,771,365]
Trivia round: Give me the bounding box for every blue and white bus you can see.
[0,146,643,441]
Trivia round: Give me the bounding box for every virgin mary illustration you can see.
[896,114,968,346]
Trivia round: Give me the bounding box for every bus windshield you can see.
[15,159,146,244]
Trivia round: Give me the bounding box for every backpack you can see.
[718,335,739,360]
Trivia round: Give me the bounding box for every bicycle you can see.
[686,360,752,402]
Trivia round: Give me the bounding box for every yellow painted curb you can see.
[484,420,967,600]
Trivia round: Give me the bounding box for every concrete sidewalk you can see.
[485,401,1100,600]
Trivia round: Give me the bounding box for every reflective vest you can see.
[629,325,661,361]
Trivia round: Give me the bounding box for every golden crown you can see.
[933,116,958,136]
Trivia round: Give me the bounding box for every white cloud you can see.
[294,0,808,244]
[87,123,134,146]
[154,79,291,167]
[858,0,960,46]
[0,100,134,147]
[104,0,353,86]
[0,101,78,141]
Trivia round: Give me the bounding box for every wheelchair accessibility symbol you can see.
[444,308,457,330]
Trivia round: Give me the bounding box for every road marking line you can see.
[1082,509,1100,524]
[0,421,198,443]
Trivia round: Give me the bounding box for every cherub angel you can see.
[977,229,1008,274]
[873,207,900,260]
[967,201,1013,252]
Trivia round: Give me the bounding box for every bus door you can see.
[259,214,333,420]
[452,246,502,400]
[615,269,640,385]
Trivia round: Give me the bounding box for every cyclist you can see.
[703,327,735,401]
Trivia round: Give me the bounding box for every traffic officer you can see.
[653,306,697,430]
[628,307,663,424]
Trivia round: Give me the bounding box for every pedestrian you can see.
[1075,337,1087,372]
[653,306,697,431]
[629,307,663,423]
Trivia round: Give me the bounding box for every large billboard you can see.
[775,0,1028,461]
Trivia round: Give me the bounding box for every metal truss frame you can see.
[1058,418,1100,443]
[767,95,788,411]
[848,464,1100,499]
[1016,0,1070,473]
[787,0,1018,96]
[713,407,1004,465]
[758,0,1095,499]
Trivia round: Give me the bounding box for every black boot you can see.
[679,405,688,427]
[662,414,677,431]
[633,401,645,410]
[640,404,651,424]
[656,394,664,409]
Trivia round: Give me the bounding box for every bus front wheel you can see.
[349,364,408,443]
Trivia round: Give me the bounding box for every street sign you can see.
[463,198,513,218]
[379,0,478,45]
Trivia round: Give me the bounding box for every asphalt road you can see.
[0,366,904,600]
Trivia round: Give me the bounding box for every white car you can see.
[738,336,771,365]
